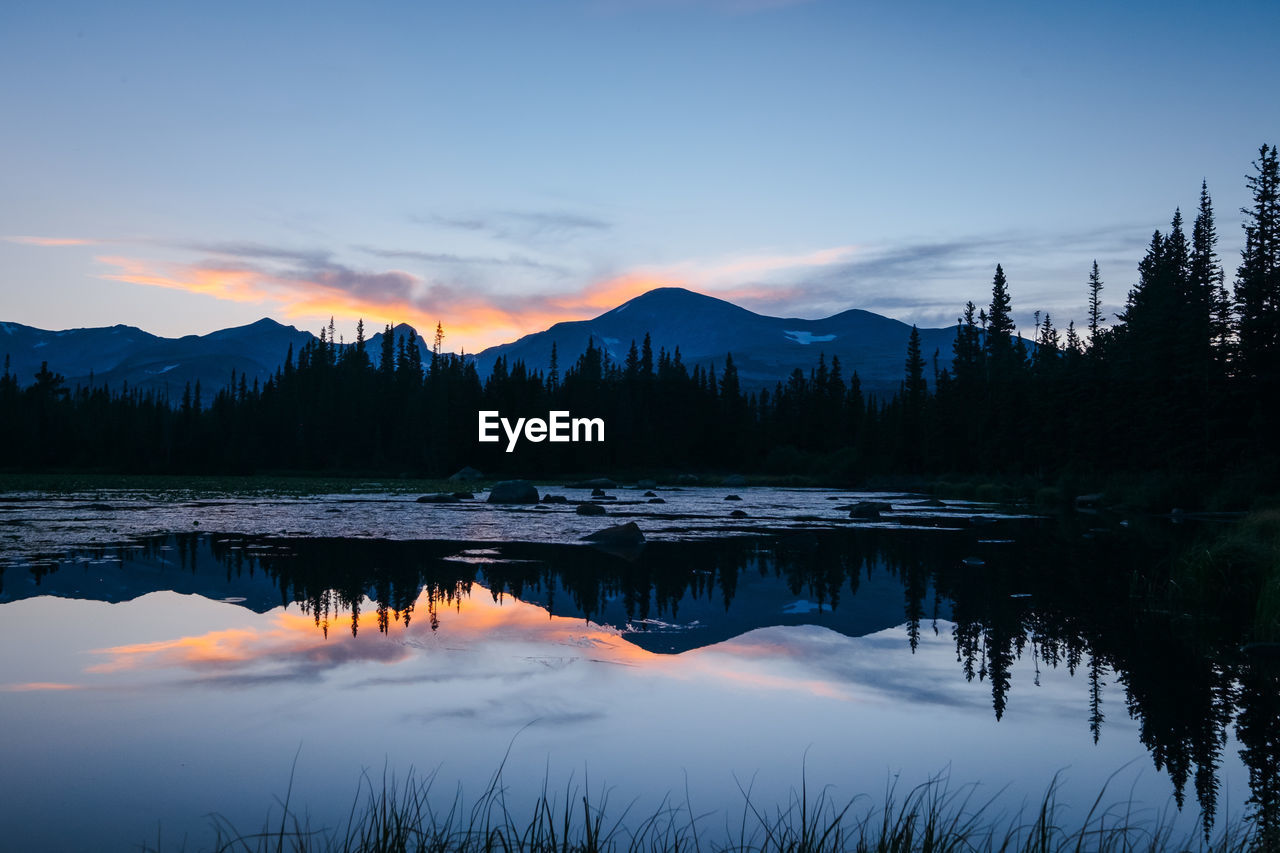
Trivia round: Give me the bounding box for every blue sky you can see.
[1,0,1276,349]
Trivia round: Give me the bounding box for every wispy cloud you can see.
[180,241,336,267]
[355,245,571,277]
[5,235,98,247]
[419,209,612,244]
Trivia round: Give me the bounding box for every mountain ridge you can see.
[475,287,958,393]
[2,288,960,396]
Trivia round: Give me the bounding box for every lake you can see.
[0,486,1270,851]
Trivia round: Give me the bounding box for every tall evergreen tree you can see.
[1190,181,1229,365]
[984,264,1016,375]
[1088,260,1105,346]
[1235,144,1280,382]
[902,325,927,470]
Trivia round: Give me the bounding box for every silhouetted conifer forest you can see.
[3,146,1278,488]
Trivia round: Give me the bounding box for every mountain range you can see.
[1,287,960,398]
[475,287,959,394]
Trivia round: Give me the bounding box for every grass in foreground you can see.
[143,764,1262,853]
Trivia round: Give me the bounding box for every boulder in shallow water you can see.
[848,501,891,520]
[486,480,540,504]
[724,494,742,501]
[581,521,645,546]
[647,498,666,504]
[729,509,748,518]
[541,494,568,504]
[576,502,607,516]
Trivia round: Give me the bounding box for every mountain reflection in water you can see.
[2,521,1278,847]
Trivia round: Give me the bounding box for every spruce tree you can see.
[1088,260,1105,347]
[1235,144,1280,382]
[1190,181,1229,365]
[984,264,1016,375]
[902,325,927,470]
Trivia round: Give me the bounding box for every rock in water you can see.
[486,480,540,504]
[576,502,607,516]
[581,522,645,546]
[848,501,891,520]
[416,493,460,503]
[724,494,742,501]
[729,509,748,518]
[647,498,666,504]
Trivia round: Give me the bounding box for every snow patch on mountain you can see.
[784,331,837,345]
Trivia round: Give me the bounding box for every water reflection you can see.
[3,522,1279,841]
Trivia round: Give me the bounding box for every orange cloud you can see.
[1,681,82,691]
[93,243,857,350]
[6,235,97,247]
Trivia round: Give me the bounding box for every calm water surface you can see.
[0,487,1272,850]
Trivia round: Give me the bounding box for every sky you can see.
[1,0,1277,351]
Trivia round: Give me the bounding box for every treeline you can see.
[1,146,1278,491]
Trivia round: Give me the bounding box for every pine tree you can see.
[379,324,395,377]
[904,325,927,403]
[1087,260,1105,347]
[1236,144,1280,382]
[984,264,1016,374]
[625,340,640,379]
[1065,321,1083,357]
[547,342,559,392]
[721,352,741,402]
[952,300,983,389]
[902,325,927,470]
[1190,181,1229,365]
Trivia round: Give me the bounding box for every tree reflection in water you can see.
[14,518,1280,841]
